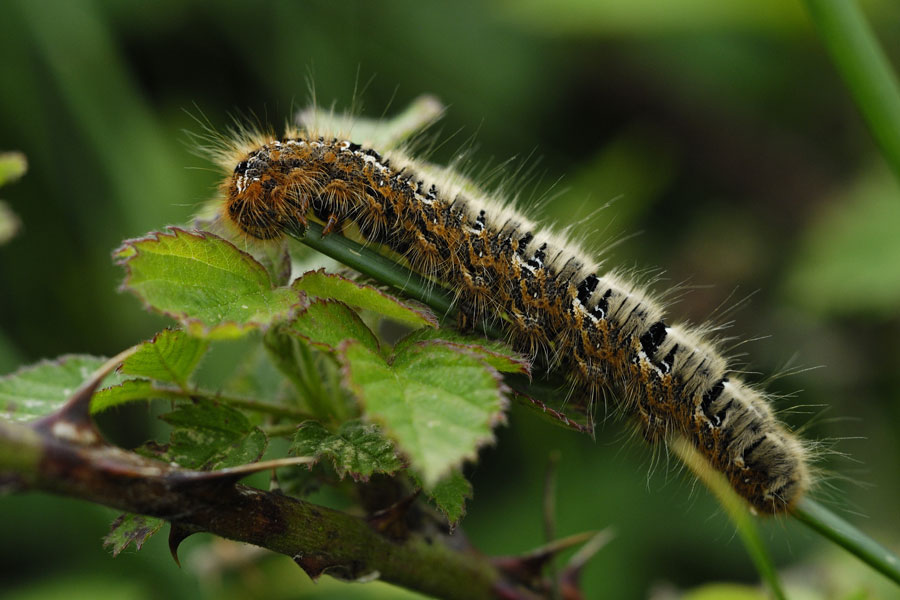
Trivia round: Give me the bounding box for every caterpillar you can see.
[208,100,811,515]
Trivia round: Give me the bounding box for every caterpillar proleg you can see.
[209,98,812,514]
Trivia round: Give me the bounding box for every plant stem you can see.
[0,419,534,600]
[670,437,786,600]
[295,222,506,340]
[804,0,900,182]
[792,497,900,585]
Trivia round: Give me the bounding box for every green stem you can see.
[804,0,900,181]
[294,222,505,339]
[792,497,900,585]
[671,437,786,600]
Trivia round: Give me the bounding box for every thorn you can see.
[557,529,614,600]
[492,531,597,586]
[168,523,197,567]
[33,346,140,445]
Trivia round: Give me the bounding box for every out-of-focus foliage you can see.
[1,0,898,598]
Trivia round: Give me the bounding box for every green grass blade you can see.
[792,497,900,585]
[671,437,786,600]
[804,0,900,182]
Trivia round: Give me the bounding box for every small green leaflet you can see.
[339,339,508,487]
[90,379,182,414]
[114,228,306,339]
[398,329,530,375]
[291,419,403,481]
[119,329,208,389]
[103,513,165,556]
[139,399,267,470]
[412,468,473,527]
[287,299,380,353]
[0,355,126,422]
[428,469,472,526]
[292,270,436,329]
[296,94,444,154]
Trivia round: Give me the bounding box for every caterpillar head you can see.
[223,148,302,240]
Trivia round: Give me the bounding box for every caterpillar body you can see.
[212,104,811,514]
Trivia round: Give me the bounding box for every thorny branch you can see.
[0,351,605,600]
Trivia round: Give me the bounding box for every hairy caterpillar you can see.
[208,100,811,514]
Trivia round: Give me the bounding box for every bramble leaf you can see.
[296,94,444,154]
[291,419,403,481]
[114,228,306,339]
[103,513,165,557]
[417,468,472,526]
[91,379,182,414]
[140,399,267,469]
[287,299,380,353]
[398,329,530,375]
[293,270,437,329]
[0,355,126,422]
[339,340,508,486]
[119,329,208,389]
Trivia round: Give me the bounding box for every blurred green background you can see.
[1,0,899,598]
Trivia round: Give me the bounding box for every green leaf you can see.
[339,340,508,486]
[293,270,437,329]
[103,513,165,557]
[119,329,209,389]
[114,228,307,339]
[0,151,27,187]
[287,299,380,354]
[0,355,126,422]
[420,469,472,526]
[291,419,403,481]
[140,399,267,469]
[399,329,529,374]
[91,379,182,414]
[220,343,292,403]
[295,94,444,152]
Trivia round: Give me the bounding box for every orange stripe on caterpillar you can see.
[216,128,811,514]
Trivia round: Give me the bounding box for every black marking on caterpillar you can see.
[211,108,812,515]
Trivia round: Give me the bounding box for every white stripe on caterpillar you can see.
[210,106,812,514]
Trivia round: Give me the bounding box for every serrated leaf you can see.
[287,299,379,353]
[221,343,291,402]
[0,355,126,422]
[141,399,267,469]
[290,419,403,481]
[414,468,472,526]
[296,94,444,153]
[103,513,165,557]
[90,379,182,414]
[293,270,437,329]
[399,329,530,374]
[339,340,508,486]
[119,329,208,389]
[114,228,307,339]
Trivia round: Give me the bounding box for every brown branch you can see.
[0,418,541,600]
[0,351,568,600]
